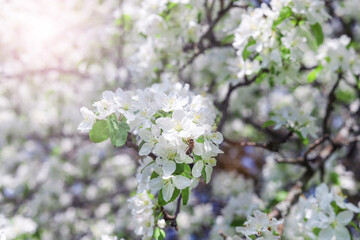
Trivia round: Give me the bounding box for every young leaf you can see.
[150,171,159,180]
[181,187,189,205]
[307,65,323,83]
[107,115,130,147]
[221,34,234,45]
[158,188,180,206]
[273,6,292,28]
[242,38,256,61]
[262,120,276,128]
[201,168,207,183]
[153,228,166,240]
[311,23,324,46]
[158,190,167,206]
[89,120,109,143]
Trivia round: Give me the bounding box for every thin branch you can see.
[323,73,342,135]
[162,195,182,231]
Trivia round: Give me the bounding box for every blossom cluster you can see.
[233,0,329,81]
[128,191,156,239]
[284,183,360,240]
[78,80,223,238]
[235,210,283,240]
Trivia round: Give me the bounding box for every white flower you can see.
[157,219,166,229]
[236,210,282,240]
[318,210,353,240]
[77,107,95,133]
[149,174,192,202]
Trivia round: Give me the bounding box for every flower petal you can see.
[192,161,204,178]
[173,175,192,190]
[163,181,174,202]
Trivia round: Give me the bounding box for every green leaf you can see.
[196,136,205,143]
[193,154,202,161]
[312,227,321,236]
[242,38,256,61]
[173,163,185,175]
[181,170,191,179]
[329,172,340,185]
[89,120,109,143]
[336,89,356,104]
[169,188,180,203]
[150,171,159,180]
[307,65,323,83]
[158,188,180,206]
[311,23,324,46]
[107,115,129,147]
[221,34,234,45]
[262,120,276,128]
[275,190,288,202]
[255,71,268,84]
[158,190,167,206]
[273,6,292,28]
[201,168,207,183]
[153,228,166,240]
[181,187,190,205]
[350,221,360,233]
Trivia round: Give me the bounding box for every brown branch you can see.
[179,1,235,73]
[125,133,157,160]
[162,195,182,231]
[217,75,258,131]
[323,73,342,135]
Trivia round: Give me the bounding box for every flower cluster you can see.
[270,105,318,140]
[284,183,360,240]
[128,191,155,239]
[232,0,329,82]
[79,80,223,238]
[235,210,283,240]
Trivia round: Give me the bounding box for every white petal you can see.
[172,109,186,121]
[337,211,353,225]
[211,132,223,144]
[205,164,213,184]
[139,143,152,156]
[149,177,163,190]
[334,225,350,240]
[163,181,175,202]
[193,141,204,155]
[162,160,176,177]
[319,227,333,240]
[192,161,204,178]
[173,175,192,190]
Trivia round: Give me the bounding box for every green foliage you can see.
[262,120,276,128]
[221,34,235,45]
[89,120,109,143]
[336,89,356,104]
[329,171,340,185]
[196,136,205,143]
[273,6,293,28]
[310,23,324,46]
[181,187,189,205]
[201,168,207,183]
[307,65,323,83]
[158,188,180,206]
[151,171,159,179]
[153,228,166,240]
[107,114,130,147]
[242,38,256,61]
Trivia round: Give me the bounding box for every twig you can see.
[162,195,182,231]
[323,74,342,135]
